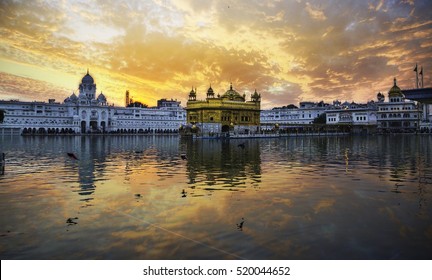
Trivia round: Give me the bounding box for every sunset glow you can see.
[1,0,431,109]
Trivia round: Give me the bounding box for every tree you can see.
[127,101,148,108]
[313,113,326,124]
[0,109,4,123]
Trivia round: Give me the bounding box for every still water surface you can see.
[0,135,431,259]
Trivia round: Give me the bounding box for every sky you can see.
[0,0,431,109]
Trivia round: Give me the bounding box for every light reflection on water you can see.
[0,135,431,259]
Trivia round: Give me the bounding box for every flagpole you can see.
[420,66,424,88]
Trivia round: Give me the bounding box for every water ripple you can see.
[1,135,431,259]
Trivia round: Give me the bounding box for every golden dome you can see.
[222,83,245,101]
[388,78,404,98]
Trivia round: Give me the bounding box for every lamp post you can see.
[230,122,235,136]
[274,123,279,135]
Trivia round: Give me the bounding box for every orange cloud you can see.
[0,0,431,109]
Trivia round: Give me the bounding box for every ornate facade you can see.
[261,101,328,130]
[325,101,377,133]
[185,83,261,136]
[0,71,185,135]
[376,78,420,132]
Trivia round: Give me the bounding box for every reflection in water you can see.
[183,138,261,193]
[0,135,431,259]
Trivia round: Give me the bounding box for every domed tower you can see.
[251,89,261,102]
[97,92,107,105]
[78,69,96,102]
[188,87,196,101]
[377,92,385,102]
[388,78,404,103]
[206,85,214,98]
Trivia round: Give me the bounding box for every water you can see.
[0,135,431,260]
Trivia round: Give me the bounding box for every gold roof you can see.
[388,78,404,98]
[221,83,245,101]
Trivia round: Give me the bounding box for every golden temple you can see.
[185,83,261,136]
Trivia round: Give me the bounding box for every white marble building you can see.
[376,78,420,133]
[260,101,328,130]
[326,101,377,124]
[0,71,186,135]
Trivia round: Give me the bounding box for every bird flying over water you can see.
[66,217,78,225]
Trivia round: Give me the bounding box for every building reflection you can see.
[1,134,431,259]
[293,135,432,213]
[182,138,262,190]
[72,135,182,203]
[71,135,181,202]
[374,135,432,213]
[14,134,430,211]
[72,136,110,205]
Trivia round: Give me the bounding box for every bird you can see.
[238,143,245,149]
[67,152,79,160]
[181,189,187,197]
[181,154,187,160]
[135,193,142,198]
[237,217,245,230]
[66,217,78,225]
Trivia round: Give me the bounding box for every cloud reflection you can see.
[0,135,431,259]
